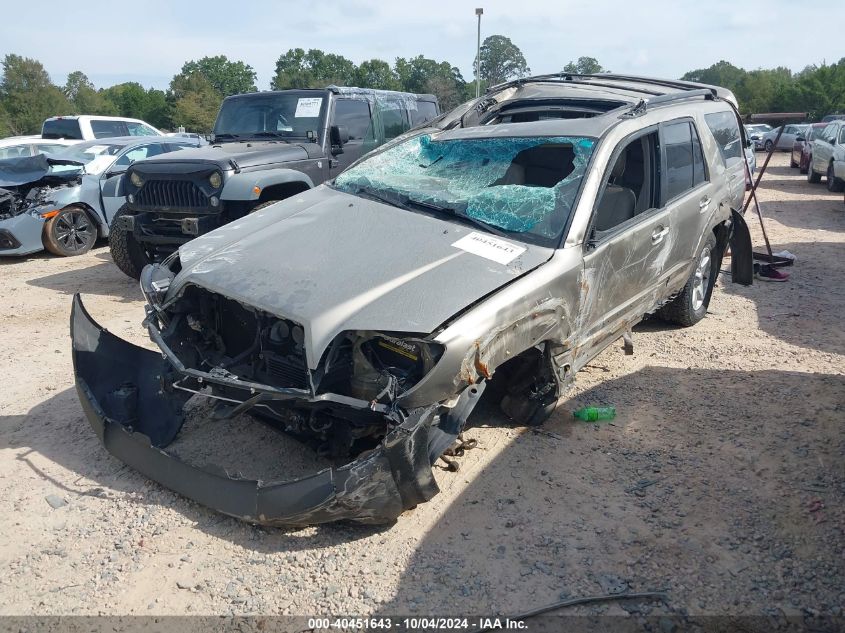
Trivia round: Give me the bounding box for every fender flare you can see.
[220,169,314,201]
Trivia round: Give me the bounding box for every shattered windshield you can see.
[333,133,595,244]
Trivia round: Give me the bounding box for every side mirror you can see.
[829,138,837,144]
[745,139,753,148]
[331,125,349,147]
[795,136,805,142]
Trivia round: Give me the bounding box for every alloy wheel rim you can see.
[691,246,712,312]
[54,210,94,252]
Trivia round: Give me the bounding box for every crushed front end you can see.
[71,262,483,526]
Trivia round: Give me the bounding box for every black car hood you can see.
[131,141,314,172]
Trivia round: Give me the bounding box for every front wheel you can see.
[800,154,810,174]
[827,162,844,192]
[807,163,822,183]
[42,206,97,256]
[764,140,774,153]
[658,235,717,327]
[790,154,798,168]
[109,204,152,279]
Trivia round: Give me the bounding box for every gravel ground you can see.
[0,153,843,620]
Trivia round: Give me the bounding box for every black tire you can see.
[808,163,822,183]
[658,235,717,327]
[827,162,845,192]
[109,204,152,280]
[799,155,809,174]
[42,206,97,256]
[764,140,774,153]
[790,155,798,168]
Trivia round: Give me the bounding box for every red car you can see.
[792,122,828,173]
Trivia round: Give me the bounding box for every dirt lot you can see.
[0,153,843,620]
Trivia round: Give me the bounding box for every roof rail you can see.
[487,73,720,99]
[622,89,716,117]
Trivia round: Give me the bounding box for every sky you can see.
[1,0,843,91]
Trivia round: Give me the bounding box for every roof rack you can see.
[622,89,716,117]
[487,73,720,100]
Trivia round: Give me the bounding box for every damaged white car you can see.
[72,74,753,526]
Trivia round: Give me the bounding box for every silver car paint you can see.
[167,98,741,411]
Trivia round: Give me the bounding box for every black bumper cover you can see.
[70,294,480,526]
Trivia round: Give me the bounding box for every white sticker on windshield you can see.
[85,145,110,155]
[452,232,526,265]
[294,97,323,118]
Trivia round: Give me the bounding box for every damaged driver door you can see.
[576,129,670,363]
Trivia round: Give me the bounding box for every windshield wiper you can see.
[406,199,510,238]
[347,185,413,212]
[251,131,290,140]
[212,133,245,142]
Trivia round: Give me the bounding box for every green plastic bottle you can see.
[572,406,616,422]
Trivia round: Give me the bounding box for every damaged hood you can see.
[171,186,553,368]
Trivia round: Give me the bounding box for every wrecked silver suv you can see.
[72,75,753,526]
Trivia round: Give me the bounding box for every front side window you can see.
[593,131,659,234]
[0,144,32,159]
[664,120,706,201]
[334,133,596,245]
[333,99,372,140]
[704,111,742,165]
[838,126,845,144]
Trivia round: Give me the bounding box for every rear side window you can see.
[381,102,409,140]
[333,99,372,140]
[410,101,438,126]
[42,119,83,140]
[704,111,742,166]
[91,120,129,138]
[664,120,706,201]
[126,121,158,136]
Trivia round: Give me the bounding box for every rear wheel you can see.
[827,162,844,192]
[42,206,97,256]
[658,235,716,327]
[800,153,810,174]
[109,204,152,279]
[764,140,774,153]
[790,154,798,168]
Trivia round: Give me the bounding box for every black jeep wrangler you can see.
[109,86,439,278]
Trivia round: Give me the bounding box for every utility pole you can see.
[475,7,483,98]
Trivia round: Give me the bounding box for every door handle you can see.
[699,196,711,210]
[651,226,669,244]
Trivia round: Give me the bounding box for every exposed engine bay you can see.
[0,154,82,220]
[152,283,445,458]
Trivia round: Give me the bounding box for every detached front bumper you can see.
[70,294,481,526]
[0,213,46,256]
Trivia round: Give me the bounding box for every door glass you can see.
[691,123,706,186]
[91,120,129,138]
[664,121,695,200]
[704,111,742,166]
[112,144,164,169]
[381,102,409,140]
[410,101,439,126]
[333,99,372,140]
[593,132,659,234]
[126,121,159,136]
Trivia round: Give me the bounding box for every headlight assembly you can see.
[208,172,222,189]
[129,171,143,188]
[349,333,444,402]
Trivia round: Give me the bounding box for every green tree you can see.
[354,59,400,90]
[681,60,744,91]
[63,71,115,115]
[271,49,356,90]
[0,54,70,134]
[476,35,530,86]
[178,55,256,97]
[170,73,221,133]
[563,56,606,74]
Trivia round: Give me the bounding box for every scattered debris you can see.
[44,494,67,509]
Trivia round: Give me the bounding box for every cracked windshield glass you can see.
[334,133,595,242]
